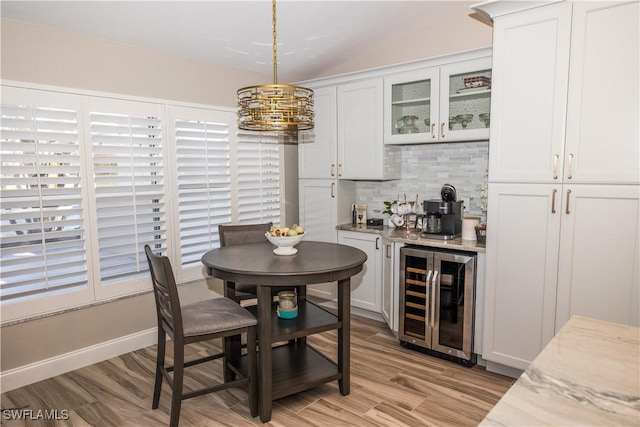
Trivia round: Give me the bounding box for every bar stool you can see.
[144,245,257,427]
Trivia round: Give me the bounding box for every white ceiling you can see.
[1,0,474,82]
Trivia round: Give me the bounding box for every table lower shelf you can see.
[271,341,341,400]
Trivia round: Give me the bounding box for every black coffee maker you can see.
[421,184,463,240]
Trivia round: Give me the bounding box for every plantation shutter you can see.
[235,130,281,224]
[172,106,231,267]
[0,89,90,309]
[88,99,166,285]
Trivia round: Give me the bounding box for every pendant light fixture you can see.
[237,0,314,132]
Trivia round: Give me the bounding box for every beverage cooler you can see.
[399,245,477,365]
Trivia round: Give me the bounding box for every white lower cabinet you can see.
[483,182,640,370]
[554,185,640,330]
[338,230,382,313]
[299,179,355,300]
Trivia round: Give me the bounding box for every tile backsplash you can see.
[355,140,489,222]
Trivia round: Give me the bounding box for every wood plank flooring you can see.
[1,315,514,426]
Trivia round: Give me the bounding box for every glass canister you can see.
[277,291,298,318]
[278,291,296,309]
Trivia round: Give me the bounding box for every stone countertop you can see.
[480,316,640,426]
[337,223,486,253]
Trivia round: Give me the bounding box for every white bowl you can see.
[265,232,305,255]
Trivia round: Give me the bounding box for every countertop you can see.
[480,316,640,426]
[337,223,486,253]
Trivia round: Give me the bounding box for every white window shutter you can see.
[88,99,166,287]
[0,88,92,319]
[235,130,281,224]
[171,106,231,268]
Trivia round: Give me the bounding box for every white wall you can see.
[0,19,270,107]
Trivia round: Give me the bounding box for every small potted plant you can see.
[383,200,398,227]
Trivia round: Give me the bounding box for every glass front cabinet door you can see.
[384,57,492,145]
[440,57,492,143]
[384,68,440,145]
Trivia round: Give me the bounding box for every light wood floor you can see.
[1,315,514,426]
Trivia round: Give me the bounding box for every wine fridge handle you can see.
[430,270,438,329]
[425,270,433,329]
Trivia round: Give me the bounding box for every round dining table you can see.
[201,240,367,422]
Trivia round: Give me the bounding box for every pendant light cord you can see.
[272,0,278,85]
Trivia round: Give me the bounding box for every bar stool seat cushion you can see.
[182,298,257,337]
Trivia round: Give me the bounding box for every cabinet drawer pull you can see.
[440,122,446,138]
[567,154,574,179]
[386,244,391,258]
[331,164,335,177]
[565,189,571,214]
[338,164,342,177]
[551,188,557,213]
[431,123,436,138]
[376,237,380,250]
[331,182,335,198]
[553,154,559,179]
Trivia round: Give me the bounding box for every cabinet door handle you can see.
[376,237,380,250]
[567,154,574,179]
[430,270,438,329]
[553,154,559,180]
[330,164,335,177]
[331,182,335,198]
[551,188,557,214]
[431,123,436,138]
[565,189,571,214]
[338,164,342,177]
[386,244,391,258]
[440,122,446,138]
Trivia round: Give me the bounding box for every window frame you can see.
[1,81,285,324]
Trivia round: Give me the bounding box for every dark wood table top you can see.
[201,240,367,286]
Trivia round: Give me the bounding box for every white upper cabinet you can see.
[487,1,572,183]
[300,80,400,181]
[488,1,639,185]
[563,1,639,184]
[298,86,337,179]
[384,57,492,145]
[337,78,399,180]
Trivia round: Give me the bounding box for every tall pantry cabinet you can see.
[474,0,640,371]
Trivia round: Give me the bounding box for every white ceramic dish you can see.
[265,232,305,255]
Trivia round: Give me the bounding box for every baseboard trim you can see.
[485,360,523,379]
[1,327,158,393]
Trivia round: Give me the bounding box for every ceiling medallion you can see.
[237,0,314,133]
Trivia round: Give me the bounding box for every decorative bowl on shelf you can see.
[265,232,305,255]
[456,114,474,129]
[479,113,490,127]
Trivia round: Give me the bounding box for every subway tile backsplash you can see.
[355,141,489,222]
